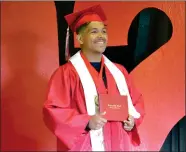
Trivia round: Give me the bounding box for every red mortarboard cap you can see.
[64,4,107,32]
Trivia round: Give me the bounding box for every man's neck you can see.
[81,49,102,62]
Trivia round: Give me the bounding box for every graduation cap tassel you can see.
[65,26,70,61]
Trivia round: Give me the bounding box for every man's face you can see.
[78,21,108,54]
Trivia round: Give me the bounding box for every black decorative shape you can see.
[160,116,186,152]
[54,1,76,65]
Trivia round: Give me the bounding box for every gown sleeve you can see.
[43,65,91,150]
[120,65,146,146]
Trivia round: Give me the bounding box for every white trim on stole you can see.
[69,51,140,151]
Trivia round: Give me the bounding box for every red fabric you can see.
[43,53,145,151]
[75,13,102,31]
[64,5,107,32]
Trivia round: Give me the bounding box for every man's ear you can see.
[76,34,83,45]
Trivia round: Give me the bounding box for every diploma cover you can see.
[98,94,128,121]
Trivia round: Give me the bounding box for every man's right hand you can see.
[88,111,107,130]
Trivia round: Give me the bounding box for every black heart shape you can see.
[55,1,173,73]
[104,7,173,73]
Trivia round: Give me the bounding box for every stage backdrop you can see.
[1,2,59,151]
[1,1,185,151]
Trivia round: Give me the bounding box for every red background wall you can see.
[1,2,59,151]
[1,1,185,151]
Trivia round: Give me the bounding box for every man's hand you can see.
[123,115,135,131]
[88,111,107,130]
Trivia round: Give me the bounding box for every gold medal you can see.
[94,95,100,113]
[94,95,99,106]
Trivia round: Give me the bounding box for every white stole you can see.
[69,51,140,151]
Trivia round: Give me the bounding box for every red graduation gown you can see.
[43,53,145,151]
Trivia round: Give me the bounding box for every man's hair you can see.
[76,22,90,34]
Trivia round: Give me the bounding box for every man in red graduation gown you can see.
[43,5,145,151]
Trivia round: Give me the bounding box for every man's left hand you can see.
[123,115,135,131]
